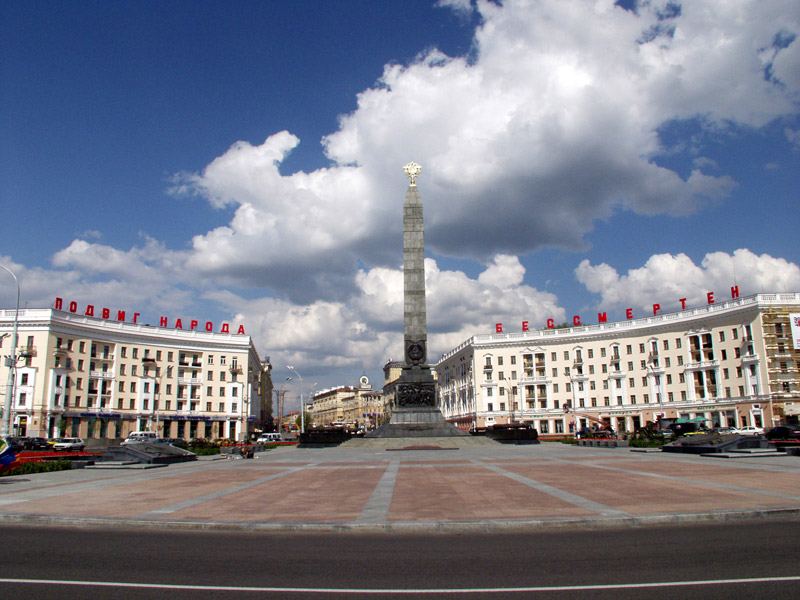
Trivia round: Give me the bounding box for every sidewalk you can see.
[0,441,798,532]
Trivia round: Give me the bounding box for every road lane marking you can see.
[1,575,799,593]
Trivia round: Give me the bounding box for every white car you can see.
[53,437,86,452]
[735,426,764,436]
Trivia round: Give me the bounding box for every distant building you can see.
[309,376,386,429]
[435,293,800,434]
[0,308,267,441]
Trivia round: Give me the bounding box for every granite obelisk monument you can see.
[369,162,466,437]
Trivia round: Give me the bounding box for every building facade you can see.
[0,308,266,441]
[309,376,386,429]
[436,293,800,435]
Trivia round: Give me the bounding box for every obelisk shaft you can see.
[403,183,428,366]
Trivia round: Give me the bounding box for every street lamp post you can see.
[287,365,305,434]
[1,263,20,439]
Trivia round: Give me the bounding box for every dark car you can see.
[765,425,800,441]
[6,437,25,453]
[24,437,49,451]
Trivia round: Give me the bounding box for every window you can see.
[129,399,135,409]
[220,372,226,382]
[168,351,174,362]
[588,349,594,358]
[207,386,212,396]
[498,356,504,366]
[156,350,162,361]
[639,343,645,353]
[220,356,226,365]
[120,364,126,376]
[487,388,493,397]
[118,381,124,392]
[675,338,682,349]
[132,348,138,359]
[219,387,225,397]
[721,349,727,360]
[78,359,84,370]
[665,357,671,367]
[130,382,136,392]
[206,402,212,411]
[487,403,493,412]
[563,351,569,360]
[218,402,224,412]
[510,356,516,364]
[166,384,172,394]
[719,331,725,341]
[499,403,505,411]
[131,365,137,376]
[79,341,86,353]
[207,371,213,381]
[629,378,635,387]
[551,352,557,361]
[120,346,127,358]
[232,387,238,397]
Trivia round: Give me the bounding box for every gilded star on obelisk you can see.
[403,161,422,185]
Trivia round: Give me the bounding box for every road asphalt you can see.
[0,438,798,533]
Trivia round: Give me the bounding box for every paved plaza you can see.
[0,440,798,532]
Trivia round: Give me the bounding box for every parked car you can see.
[121,431,158,445]
[52,437,86,452]
[6,437,25,453]
[734,426,764,436]
[765,425,800,441]
[24,437,49,450]
[257,433,282,444]
[710,427,738,435]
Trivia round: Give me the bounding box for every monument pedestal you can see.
[367,369,468,438]
[366,408,468,438]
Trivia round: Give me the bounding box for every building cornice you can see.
[437,293,800,363]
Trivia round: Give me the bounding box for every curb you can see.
[0,507,797,535]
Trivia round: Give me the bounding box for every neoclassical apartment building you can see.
[309,377,385,429]
[0,308,266,441]
[436,293,800,435]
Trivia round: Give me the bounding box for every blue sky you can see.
[2,0,799,404]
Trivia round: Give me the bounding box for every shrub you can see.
[1,459,72,477]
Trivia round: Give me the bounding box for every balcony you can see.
[89,370,115,380]
[177,377,202,385]
[684,360,719,371]
[229,365,243,374]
